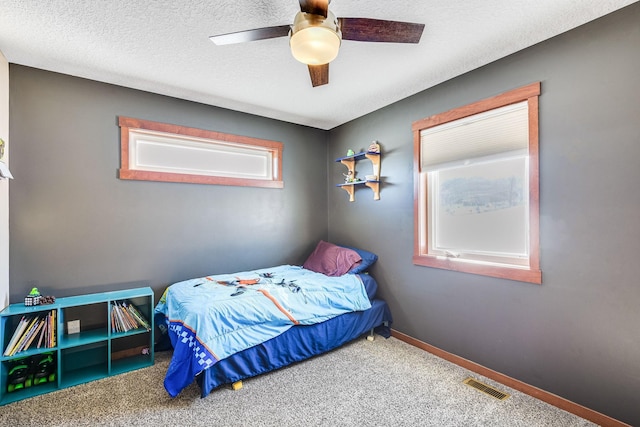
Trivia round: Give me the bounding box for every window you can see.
[118,117,283,188]
[413,83,541,284]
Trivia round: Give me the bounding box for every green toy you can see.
[6,353,56,392]
[32,353,56,386]
[7,358,32,392]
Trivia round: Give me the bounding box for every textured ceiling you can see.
[0,0,637,129]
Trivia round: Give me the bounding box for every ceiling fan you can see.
[209,0,425,87]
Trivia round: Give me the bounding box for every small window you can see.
[413,83,541,284]
[118,117,283,188]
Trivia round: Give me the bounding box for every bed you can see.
[154,241,392,398]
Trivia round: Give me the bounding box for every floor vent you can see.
[463,378,510,401]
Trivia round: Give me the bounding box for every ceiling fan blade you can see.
[308,64,329,87]
[210,25,291,45]
[299,0,329,17]
[338,18,425,43]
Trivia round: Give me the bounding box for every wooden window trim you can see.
[412,83,541,284]
[118,116,284,188]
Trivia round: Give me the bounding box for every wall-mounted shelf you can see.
[336,151,381,202]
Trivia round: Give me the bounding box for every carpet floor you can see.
[0,336,595,426]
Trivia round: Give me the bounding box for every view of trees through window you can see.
[433,157,527,256]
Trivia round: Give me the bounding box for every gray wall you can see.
[328,4,639,425]
[9,66,328,301]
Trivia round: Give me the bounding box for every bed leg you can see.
[232,381,243,391]
[367,320,390,342]
[367,328,375,341]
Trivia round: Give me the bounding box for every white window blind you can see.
[420,101,529,171]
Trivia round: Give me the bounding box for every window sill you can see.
[413,254,542,284]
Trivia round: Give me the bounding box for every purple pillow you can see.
[303,241,362,276]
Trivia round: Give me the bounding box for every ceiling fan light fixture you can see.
[290,11,342,65]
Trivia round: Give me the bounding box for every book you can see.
[112,302,126,332]
[37,316,47,348]
[110,308,117,333]
[17,312,56,353]
[127,304,151,330]
[3,316,27,356]
[22,319,45,351]
[111,301,150,332]
[7,316,40,356]
[45,312,51,348]
[50,309,56,348]
[120,303,137,330]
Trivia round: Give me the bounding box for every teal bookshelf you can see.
[0,287,154,405]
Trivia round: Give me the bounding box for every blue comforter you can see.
[155,265,372,396]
